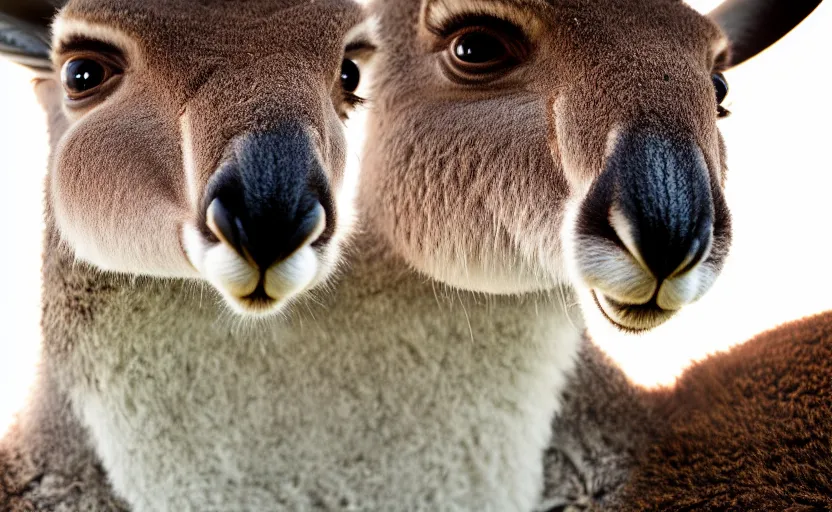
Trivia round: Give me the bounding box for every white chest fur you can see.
[67,274,580,512]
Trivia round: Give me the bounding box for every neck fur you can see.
[41,208,583,511]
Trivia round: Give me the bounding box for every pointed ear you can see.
[709,0,822,69]
[0,0,61,73]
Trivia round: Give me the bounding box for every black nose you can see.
[203,124,331,270]
[581,129,716,282]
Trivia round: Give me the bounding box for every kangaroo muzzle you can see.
[603,129,714,282]
[201,123,332,272]
[574,127,730,331]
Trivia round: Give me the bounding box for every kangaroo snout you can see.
[181,122,339,315]
[607,131,715,283]
[203,125,330,271]
[575,129,728,331]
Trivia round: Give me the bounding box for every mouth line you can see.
[591,289,675,333]
[243,282,275,304]
[233,245,321,313]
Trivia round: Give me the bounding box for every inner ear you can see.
[708,0,822,69]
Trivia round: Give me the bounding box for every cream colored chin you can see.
[182,225,321,316]
[419,258,556,295]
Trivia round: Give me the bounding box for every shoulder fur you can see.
[618,311,832,510]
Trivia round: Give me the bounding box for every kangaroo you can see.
[0,0,815,511]
[364,0,821,510]
[1,0,381,510]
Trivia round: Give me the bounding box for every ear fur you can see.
[0,0,61,25]
[709,0,822,67]
[0,1,56,73]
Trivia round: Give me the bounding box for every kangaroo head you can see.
[47,0,374,315]
[364,0,815,331]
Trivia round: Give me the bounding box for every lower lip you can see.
[590,290,672,333]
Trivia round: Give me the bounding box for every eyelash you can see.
[343,92,364,109]
[428,13,529,51]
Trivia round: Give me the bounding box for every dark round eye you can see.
[444,21,528,82]
[341,59,360,94]
[453,32,508,65]
[62,59,107,97]
[712,72,729,105]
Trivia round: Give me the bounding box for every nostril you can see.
[671,224,713,278]
[288,202,327,252]
[206,198,248,260]
[205,196,326,271]
[609,205,714,283]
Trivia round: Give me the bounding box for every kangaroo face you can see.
[365,0,738,331]
[49,0,373,315]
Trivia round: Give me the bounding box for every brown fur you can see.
[615,311,832,511]
[49,0,360,279]
[364,0,733,334]
[539,312,832,512]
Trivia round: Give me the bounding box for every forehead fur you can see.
[383,0,727,79]
[423,0,546,36]
[419,0,723,42]
[58,0,365,63]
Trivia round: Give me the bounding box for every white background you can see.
[0,0,830,435]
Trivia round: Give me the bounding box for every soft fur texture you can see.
[1,0,820,510]
[538,339,654,512]
[1,1,584,510]
[618,311,832,511]
[538,312,832,512]
[34,231,579,511]
[365,0,734,336]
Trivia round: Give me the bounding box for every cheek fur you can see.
[51,104,194,277]
[362,96,572,292]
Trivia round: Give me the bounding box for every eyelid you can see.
[422,0,543,38]
[345,40,376,57]
[425,13,532,54]
[58,50,126,73]
[53,36,127,70]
